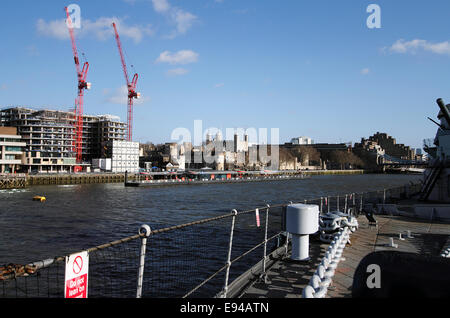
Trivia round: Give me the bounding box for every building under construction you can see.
[0,107,127,173]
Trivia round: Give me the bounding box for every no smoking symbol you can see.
[73,256,83,275]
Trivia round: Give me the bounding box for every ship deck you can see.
[238,214,450,298]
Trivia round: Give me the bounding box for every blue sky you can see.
[0,0,449,149]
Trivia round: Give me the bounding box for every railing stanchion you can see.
[320,197,323,213]
[327,196,330,213]
[221,209,238,298]
[136,224,151,298]
[262,204,270,283]
[360,193,363,213]
[284,205,290,255]
[344,194,348,213]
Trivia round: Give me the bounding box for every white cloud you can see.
[106,85,149,105]
[36,18,69,40]
[152,0,170,13]
[386,39,450,55]
[156,50,199,65]
[166,68,189,76]
[170,8,197,35]
[36,17,154,43]
[360,68,370,75]
[151,0,197,38]
[214,83,224,88]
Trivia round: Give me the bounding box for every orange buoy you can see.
[33,196,46,202]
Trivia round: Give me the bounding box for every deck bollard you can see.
[286,204,319,261]
[136,224,151,298]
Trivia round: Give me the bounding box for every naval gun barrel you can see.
[436,98,450,129]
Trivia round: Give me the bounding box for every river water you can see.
[0,173,421,265]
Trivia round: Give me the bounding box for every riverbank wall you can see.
[0,173,138,189]
[0,169,368,189]
[303,169,366,176]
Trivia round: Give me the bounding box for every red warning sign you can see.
[65,251,89,298]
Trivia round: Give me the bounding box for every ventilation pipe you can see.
[286,204,319,261]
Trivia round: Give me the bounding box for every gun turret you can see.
[436,98,450,129]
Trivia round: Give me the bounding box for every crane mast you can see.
[112,22,139,142]
[65,6,91,172]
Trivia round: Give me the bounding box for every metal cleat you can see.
[387,237,398,248]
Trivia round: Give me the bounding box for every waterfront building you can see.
[291,136,314,145]
[234,133,249,153]
[0,127,26,173]
[0,107,127,173]
[87,114,127,161]
[368,132,415,160]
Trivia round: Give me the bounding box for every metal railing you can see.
[0,182,422,298]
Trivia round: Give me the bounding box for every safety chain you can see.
[302,226,352,298]
[0,264,37,281]
[440,237,450,258]
[319,211,358,243]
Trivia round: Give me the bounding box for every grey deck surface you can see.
[240,214,450,298]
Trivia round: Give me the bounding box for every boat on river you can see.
[124,170,310,187]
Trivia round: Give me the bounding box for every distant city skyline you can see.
[1,1,449,150]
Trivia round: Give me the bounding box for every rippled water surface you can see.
[0,174,421,264]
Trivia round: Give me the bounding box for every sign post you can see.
[64,251,89,298]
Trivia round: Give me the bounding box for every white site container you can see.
[286,204,319,261]
[101,158,111,171]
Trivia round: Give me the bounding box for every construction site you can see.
[0,7,140,175]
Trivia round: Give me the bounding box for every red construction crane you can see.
[65,6,91,172]
[112,22,140,142]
